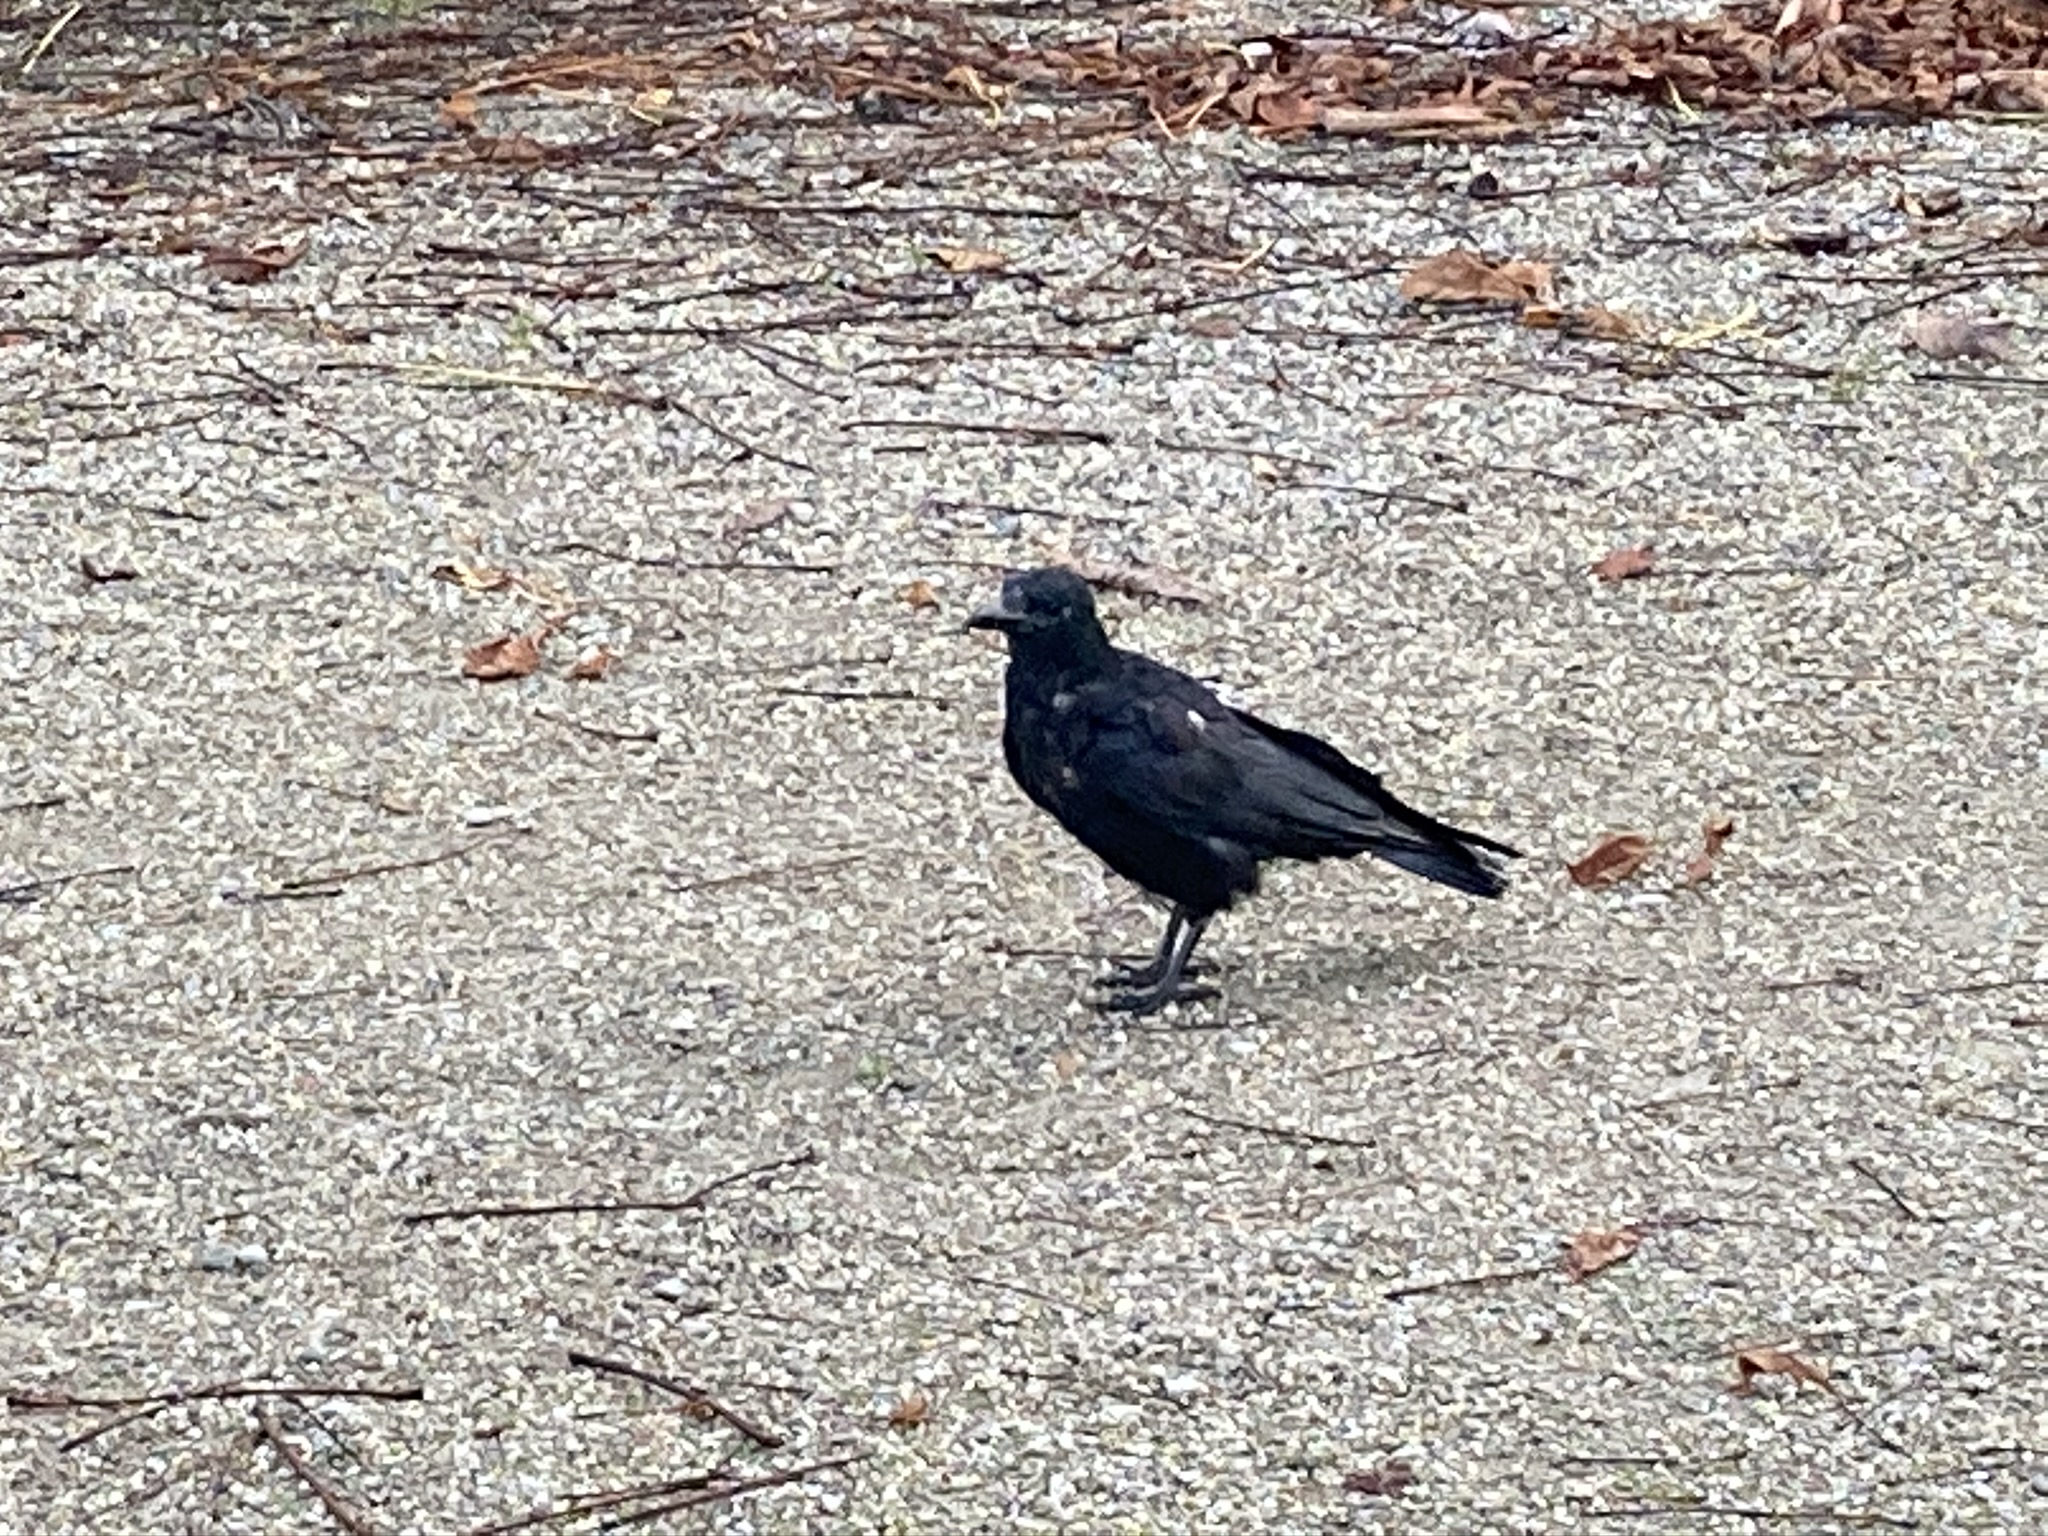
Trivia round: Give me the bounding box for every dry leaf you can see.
[568,647,618,681]
[439,90,481,129]
[1906,311,2017,364]
[1524,305,1643,340]
[1064,557,1211,605]
[1342,1460,1416,1496]
[1732,1347,1830,1395]
[1184,313,1244,339]
[928,245,1007,274]
[200,243,303,284]
[1591,545,1656,582]
[1400,249,1553,308]
[1251,91,1321,131]
[722,499,790,541]
[899,579,940,611]
[463,630,546,682]
[1567,833,1654,890]
[1562,1226,1641,1280]
[1682,814,1737,887]
[888,1389,931,1428]
[431,561,517,593]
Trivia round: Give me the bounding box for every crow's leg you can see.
[1098,914,1215,1015]
[1099,908,1197,990]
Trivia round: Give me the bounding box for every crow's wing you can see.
[1066,654,1511,895]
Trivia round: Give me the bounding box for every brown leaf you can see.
[928,245,1006,274]
[1184,313,1244,339]
[1732,1347,1830,1396]
[888,1389,931,1428]
[1524,304,1644,341]
[1400,249,1553,308]
[1906,311,2017,364]
[431,561,517,593]
[439,90,481,130]
[1680,814,1737,888]
[1562,1226,1641,1280]
[200,242,303,284]
[1591,545,1656,582]
[1319,102,1497,134]
[1251,91,1322,131]
[1342,1460,1416,1497]
[463,630,546,682]
[567,647,618,681]
[898,578,940,611]
[722,499,790,541]
[1064,556,1211,605]
[1567,833,1654,890]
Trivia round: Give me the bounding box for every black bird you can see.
[968,567,1519,1014]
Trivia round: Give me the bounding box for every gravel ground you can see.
[4,6,2047,1532]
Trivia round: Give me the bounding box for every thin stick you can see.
[601,1454,867,1529]
[1848,1158,1928,1222]
[9,1381,422,1414]
[1384,1264,1552,1301]
[533,710,661,744]
[566,1351,783,1449]
[276,831,518,893]
[18,1,81,77]
[1180,1106,1375,1150]
[0,863,136,904]
[466,1471,731,1536]
[255,1402,377,1536]
[401,1147,818,1227]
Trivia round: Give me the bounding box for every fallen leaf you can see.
[1064,556,1211,605]
[1906,311,2017,364]
[1184,313,1244,339]
[1732,1347,1830,1395]
[1682,814,1737,887]
[200,242,303,284]
[438,89,481,129]
[1400,249,1553,308]
[1562,1226,1641,1280]
[431,561,517,593]
[463,630,546,682]
[1567,833,1654,890]
[899,579,940,611]
[1591,545,1656,582]
[79,555,138,584]
[1251,91,1321,131]
[1342,1460,1416,1496]
[929,245,1006,274]
[567,647,618,681]
[1523,304,1643,341]
[722,499,790,541]
[888,1389,931,1428]
[0,331,31,347]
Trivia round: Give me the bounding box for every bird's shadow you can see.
[1203,932,1495,1020]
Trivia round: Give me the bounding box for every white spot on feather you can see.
[1186,709,1207,732]
[1052,691,1075,712]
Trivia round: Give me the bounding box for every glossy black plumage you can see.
[968,567,1518,1013]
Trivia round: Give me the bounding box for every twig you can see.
[401,1147,818,1226]
[255,1402,377,1536]
[666,853,868,893]
[566,1351,783,1449]
[0,795,68,814]
[1179,1105,1375,1150]
[466,1471,732,1536]
[273,831,519,894]
[550,541,836,575]
[1383,1264,1552,1301]
[1581,1506,1914,1527]
[763,686,946,705]
[601,1454,867,1529]
[534,710,661,744]
[7,1380,423,1451]
[1848,1158,1929,1223]
[0,863,136,904]
[840,417,1113,446]
[17,2,81,78]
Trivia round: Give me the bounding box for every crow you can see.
[968,566,1519,1014]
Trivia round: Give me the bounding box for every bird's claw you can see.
[1094,983,1219,1017]
[1095,957,1209,991]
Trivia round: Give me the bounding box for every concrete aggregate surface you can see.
[3,3,2046,1532]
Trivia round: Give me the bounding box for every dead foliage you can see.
[1732,1346,1831,1395]
[1342,1460,1417,1496]
[1591,546,1657,582]
[1681,814,1737,887]
[1401,250,1554,308]
[1567,833,1655,890]
[463,628,549,682]
[567,647,619,681]
[1906,309,2019,362]
[1562,1226,1642,1280]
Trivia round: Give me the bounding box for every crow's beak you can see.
[965,599,1022,633]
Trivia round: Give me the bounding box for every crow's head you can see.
[966,567,1100,639]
